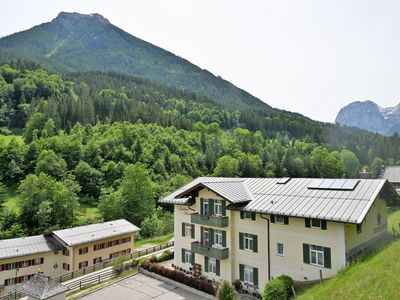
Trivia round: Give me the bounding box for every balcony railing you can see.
[191,241,229,260]
[190,213,229,228]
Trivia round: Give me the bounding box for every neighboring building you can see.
[380,166,400,192]
[160,177,399,292]
[0,219,139,296]
[17,273,68,300]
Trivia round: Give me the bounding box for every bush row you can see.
[141,261,216,295]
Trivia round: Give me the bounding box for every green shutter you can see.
[209,229,214,247]
[253,267,259,287]
[239,232,244,250]
[181,248,185,263]
[209,199,214,216]
[303,243,310,264]
[222,201,226,216]
[271,215,275,223]
[251,212,256,221]
[253,234,258,253]
[216,259,220,276]
[191,224,195,239]
[321,220,327,230]
[284,216,289,225]
[239,264,244,281]
[182,223,185,237]
[200,198,204,215]
[222,231,227,247]
[324,247,331,268]
[191,251,195,265]
[305,218,311,228]
[240,211,244,219]
[201,227,204,245]
[204,256,209,272]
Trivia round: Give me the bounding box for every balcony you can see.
[191,241,229,260]
[190,213,229,228]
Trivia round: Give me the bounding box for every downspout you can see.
[260,213,271,281]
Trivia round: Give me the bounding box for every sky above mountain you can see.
[1,0,400,122]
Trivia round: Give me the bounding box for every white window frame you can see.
[310,245,324,267]
[244,265,254,284]
[184,249,192,264]
[311,219,322,229]
[8,263,16,270]
[8,278,16,285]
[34,258,41,265]
[184,223,192,238]
[275,215,285,224]
[214,200,222,216]
[20,260,29,268]
[244,233,254,251]
[203,229,210,246]
[244,211,254,220]
[203,200,209,216]
[214,230,223,248]
[208,257,217,274]
[277,243,284,256]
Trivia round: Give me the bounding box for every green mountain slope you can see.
[0,12,268,110]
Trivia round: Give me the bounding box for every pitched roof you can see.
[0,235,62,260]
[160,177,400,224]
[52,219,140,246]
[380,166,400,183]
[17,273,68,299]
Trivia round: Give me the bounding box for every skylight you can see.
[307,179,359,191]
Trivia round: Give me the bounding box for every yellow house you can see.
[160,177,400,293]
[0,219,139,296]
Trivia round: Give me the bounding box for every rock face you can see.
[335,100,400,136]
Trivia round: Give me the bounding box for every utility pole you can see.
[14,267,19,299]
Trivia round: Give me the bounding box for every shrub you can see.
[276,275,294,296]
[157,250,174,262]
[130,258,139,269]
[263,279,287,300]
[233,279,242,291]
[217,280,238,300]
[149,255,158,263]
[112,256,128,275]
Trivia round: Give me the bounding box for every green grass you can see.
[134,233,174,248]
[75,204,102,223]
[297,211,400,300]
[388,208,400,234]
[2,186,19,214]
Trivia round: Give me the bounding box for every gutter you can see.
[260,213,271,281]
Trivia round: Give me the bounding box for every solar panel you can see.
[277,177,291,184]
[307,179,360,191]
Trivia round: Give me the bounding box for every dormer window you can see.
[311,219,322,229]
[202,200,209,216]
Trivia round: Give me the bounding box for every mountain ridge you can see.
[335,100,400,135]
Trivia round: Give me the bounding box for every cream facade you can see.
[167,178,398,293]
[0,219,139,296]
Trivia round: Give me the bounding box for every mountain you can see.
[335,100,400,136]
[0,12,268,111]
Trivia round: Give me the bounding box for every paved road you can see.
[80,273,208,300]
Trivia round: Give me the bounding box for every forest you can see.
[0,61,396,240]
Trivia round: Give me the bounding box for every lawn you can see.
[2,186,20,214]
[134,233,174,248]
[75,204,102,223]
[297,210,400,299]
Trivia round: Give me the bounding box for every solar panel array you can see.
[307,179,360,191]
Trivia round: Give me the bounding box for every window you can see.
[275,215,285,224]
[377,212,382,225]
[311,219,322,229]
[244,234,254,251]
[20,260,28,268]
[241,211,256,220]
[93,257,102,264]
[185,223,192,238]
[202,200,209,216]
[214,230,223,248]
[34,258,42,265]
[8,262,16,270]
[203,229,210,246]
[277,243,284,256]
[208,258,217,274]
[8,278,16,285]
[63,263,70,270]
[110,252,118,259]
[310,245,324,267]
[182,249,192,264]
[357,223,362,234]
[244,265,254,284]
[214,200,222,216]
[78,261,88,269]
[79,247,88,255]
[62,249,70,256]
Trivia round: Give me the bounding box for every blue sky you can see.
[1,0,400,122]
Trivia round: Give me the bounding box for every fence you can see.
[64,269,116,292]
[54,240,174,283]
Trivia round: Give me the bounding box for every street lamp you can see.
[14,267,19,299]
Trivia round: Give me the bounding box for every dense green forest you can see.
[0,61,397,240]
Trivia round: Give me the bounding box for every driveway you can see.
[80,273,208,300]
